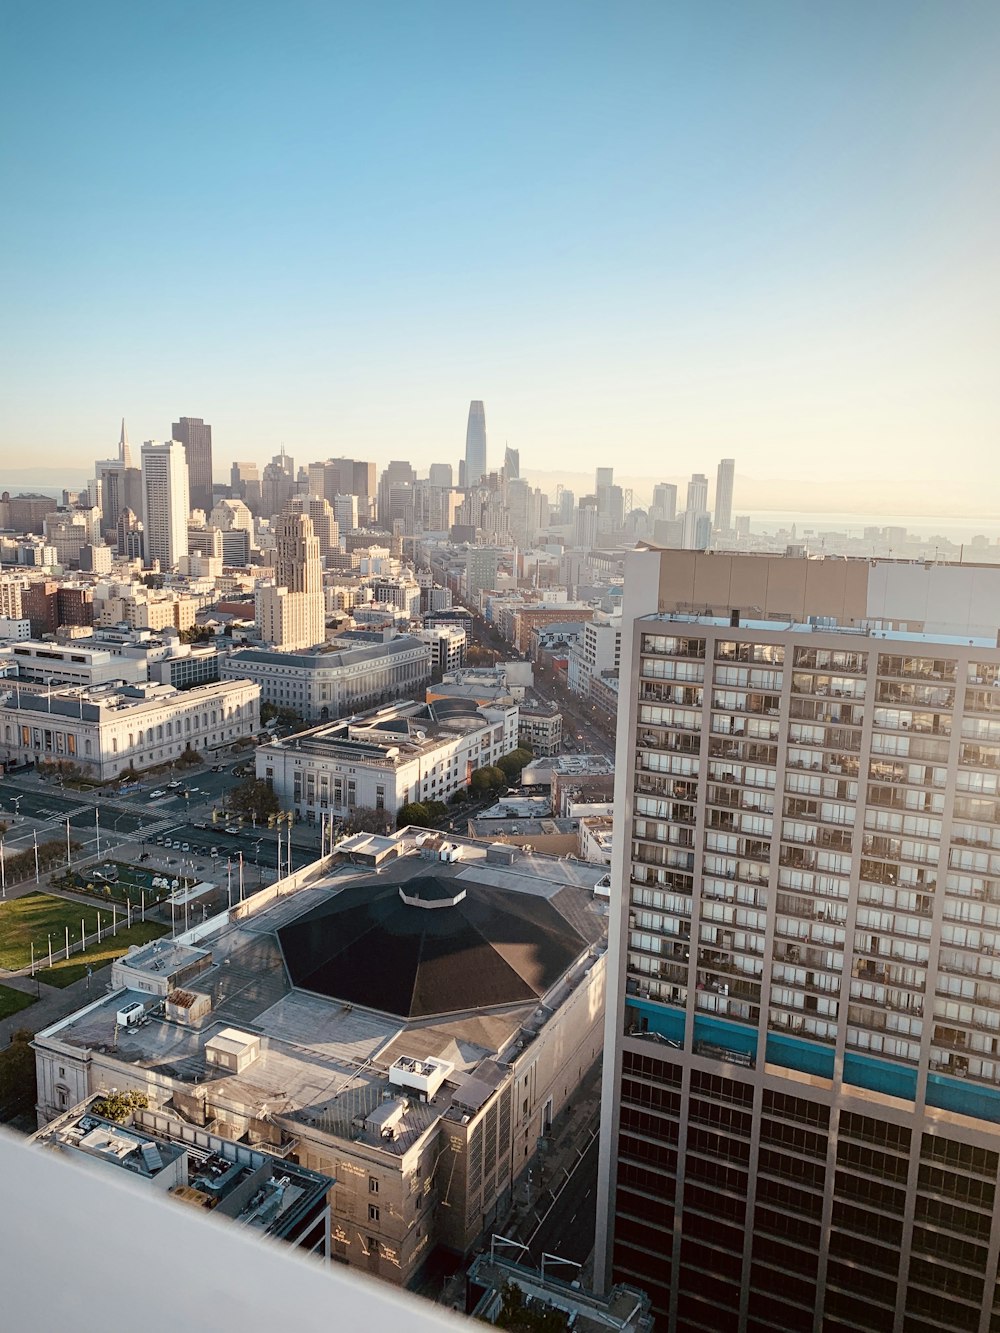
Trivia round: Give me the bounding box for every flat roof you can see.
[37,834,608,1158]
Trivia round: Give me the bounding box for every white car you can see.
[181,842,190,852]
[150,789,166,799]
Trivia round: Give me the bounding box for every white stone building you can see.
[257,698,518,819]
[222,637,432,723]
[0,677,260,780]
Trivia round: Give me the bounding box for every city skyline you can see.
[1,4,997,498]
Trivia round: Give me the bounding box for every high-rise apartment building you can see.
[255,511,325,651]
[171,417,213,516]
[715,457,735,534]
[597,549,1000,1332]
[140,440,189,569]
[465,400,487,486]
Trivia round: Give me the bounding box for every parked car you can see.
[181,842,190,852]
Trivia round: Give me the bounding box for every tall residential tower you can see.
[598,548,1000,1332]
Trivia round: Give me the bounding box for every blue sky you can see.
[1,1,998,504]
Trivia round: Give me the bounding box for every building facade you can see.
[597,549,1000,1332]
[0,678,259,780]
[141,440,190,570]
[223,637,431,722]
[258,698,518,818]
[172,417,214,517]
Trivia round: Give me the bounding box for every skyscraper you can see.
[651,483,678,524]
[140,440,189,569]
[683,473,710,550]
[171,417,213,516]
[95,420,142,539]
[118,417,132,469]
[464,401,487,487]
[428,463,453,489]
[598,548,1000,1331]
[256,511,325,651]
[262,448,296,518]
[715,457,735,534]
[503,446,520,482]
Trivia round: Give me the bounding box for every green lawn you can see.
[0,983,36,1020]
[0,891,168,984]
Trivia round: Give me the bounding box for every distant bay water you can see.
[750,512,1000,545]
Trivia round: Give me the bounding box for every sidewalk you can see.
[505,1055,604,1254]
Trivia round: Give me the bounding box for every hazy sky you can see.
[1,1,998,502]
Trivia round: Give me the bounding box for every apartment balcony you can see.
[849,983,923,1016]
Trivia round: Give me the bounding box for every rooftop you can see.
[37,833,608,1159]
[641,610,1000,648]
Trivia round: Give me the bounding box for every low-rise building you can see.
[517,696,562,756]
[31,1095,333,1259]
[0,617,32,640]
[466,815,580,856]
[415,624,466,677]
[578,814,613,866]
[222,637,431,723]
[258,696,518,819]
[0,677,260,779]
[2,638,147,687]
[33,832,608,1288]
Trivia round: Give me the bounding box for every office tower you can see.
[466,547,500,606]
[140,440,189,569]
[428,462,453,489]
[332,493,359,533]
[651,483,678,524]
[171,417,213,516]
[118,423,133,477]
[715,457,735,534]
[575,495,599,550]
[287,494,339,560]
[598,548,1000,1332]
[378,461,416,526]
[465,400,487,487]
[117,508,143,560]
[262,447,296,518]
[682,473,710,550]
[94,420,142,539]
[685,471,708,515]
[230,461,262,514]
[558,487,576,526]
[503,446,520,483]
[256,511,325,650]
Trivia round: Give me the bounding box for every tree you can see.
[448,788,468,805]
[470,765,506,794]
[423,800,449,823]
[261,702,304,727]
[340,807,392,835]
[229,778,280,822]
[91,1090,149,1123]
[496,747,533,781]
[397,801,429,828]
[0,1029,37,1122]
[179,625,212,644]
[495,1282,568,1333]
